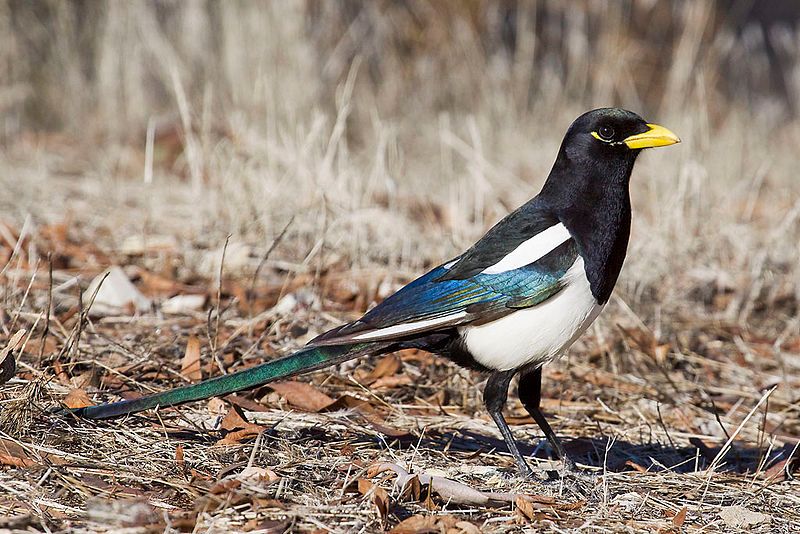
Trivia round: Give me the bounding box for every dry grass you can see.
[1,1,800,532]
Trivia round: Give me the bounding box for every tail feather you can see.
[73,342,389,420]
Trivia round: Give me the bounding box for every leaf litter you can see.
[0,208,798,532]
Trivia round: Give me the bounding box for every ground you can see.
[0,123,798,533]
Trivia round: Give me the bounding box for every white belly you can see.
[459,257,603,371]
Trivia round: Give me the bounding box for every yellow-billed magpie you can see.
[72,108,679,477]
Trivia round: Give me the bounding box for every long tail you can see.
[73,342,390,420]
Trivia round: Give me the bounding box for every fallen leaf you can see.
[175,445,184,468]
[243,518,290,533]
[0,438,65,466]
[220,405,251,432]
[618,325,657,357]
[63,388,94,409]
[0,453,38,468]
[321,393,372,413]
[162,294,206,314]
[454,521,482,534]
[673,506,688,527]
[357,479,389,521]
[218,425,266,445]
[207,397,227,415]
[388,514,438,534]
[208,479,242,495]
[268,381,334,412]
[762,445,800,481]
[370,374,413,389]
[83,266,151,316]
[367,354,401,382]
[234,466,280,488]
[398,474,421,501]
[625,460,647,473]
[180,335,202,381]
[718,505,770,528]
[225,394,270,412]
[515,495,536,521]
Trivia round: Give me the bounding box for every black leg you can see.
[518,367,576,471]
[484,370,532,476]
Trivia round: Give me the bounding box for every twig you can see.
[209,235,231,375]
[38,254,53,363]
[248,216,294,335]
[707,385,778,474]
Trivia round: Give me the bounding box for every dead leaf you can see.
[162,294,206,314]
[718,505,771,528]
[220,405,250,432]
[625,460,647,473]
[180,335,202,381]
[217,405,265,445]
[175,445,184,468]
[454,521,481,534]
[357,479,389,521]
[207,397,227,415]
[0,453,38,468]
[370,374,413,389]
[225,394,269,412]
[398,474,421,501]
[243,518,290,533]
[84,266,151,316]
[388,514,438,534]
[234,466,279,488]
[0,438,65,466]
[367,354,401,383]
[268,381,334,412]
[321,393,372,413]
[673,506,688,527]
[515,495,536,521]
[208,479,242,495]
[618,325,658,356]
[218,425,266,445]
[63,388,94,409]
[762,445,800,482]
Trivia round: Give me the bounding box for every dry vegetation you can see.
[1,1,799,532]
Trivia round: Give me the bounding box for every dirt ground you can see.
[0,144,798,533]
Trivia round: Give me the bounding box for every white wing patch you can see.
[442,258,460,269]
[352,311,468,341]
[481,223,572,274]
[461,257,602,371]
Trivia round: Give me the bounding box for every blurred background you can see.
[2,1,798,320]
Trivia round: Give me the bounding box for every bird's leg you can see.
[484,370,532,476]
[518,367,577,474]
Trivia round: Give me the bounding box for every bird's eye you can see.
[598,125,615,141]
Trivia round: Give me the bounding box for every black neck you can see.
[540,148,635,303]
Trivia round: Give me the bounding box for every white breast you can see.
[459,257,603,371]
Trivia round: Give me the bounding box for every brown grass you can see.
[1,1,799,532]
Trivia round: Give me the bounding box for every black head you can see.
[562,107,679,162]
[543,108,679,199]
[540,108,679,304]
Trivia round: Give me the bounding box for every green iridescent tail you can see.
[73,342,386,420]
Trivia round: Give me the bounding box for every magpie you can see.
[72,108,679,476]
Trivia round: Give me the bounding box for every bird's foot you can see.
[545,455,580,480]
[536,458,598,497]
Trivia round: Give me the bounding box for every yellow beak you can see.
[623,123,681,149]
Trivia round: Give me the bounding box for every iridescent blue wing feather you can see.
[312,238,579,344]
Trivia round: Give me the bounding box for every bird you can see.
[71,108,679,477]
